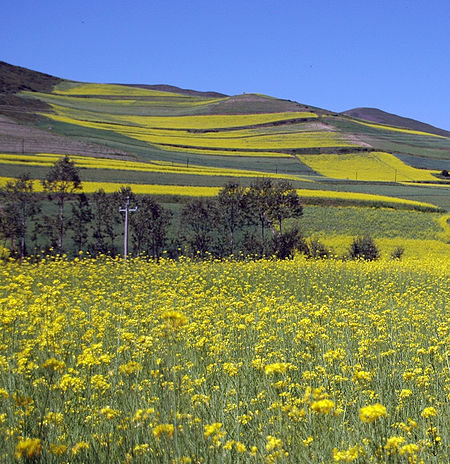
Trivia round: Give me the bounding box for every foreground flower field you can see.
[0,255,448,463]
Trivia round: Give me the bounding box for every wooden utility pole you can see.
[119,196,137,260]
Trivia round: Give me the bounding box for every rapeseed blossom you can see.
[0,254,448,462]
[359,404,387,423]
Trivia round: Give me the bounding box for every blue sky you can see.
[2,0,449,129]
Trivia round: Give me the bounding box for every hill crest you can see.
[342,107,450,138]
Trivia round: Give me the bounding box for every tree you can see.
[180,198,218,258]
[42,156,81,254]
[269,180,303,234]
[69,193,92,254]
[91,189,117,255]
[245,178,277,255]
[130,196,172,259]
[0,173,40,260]
[217,181,248,255]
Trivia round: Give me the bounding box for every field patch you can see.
[298,152,438,182]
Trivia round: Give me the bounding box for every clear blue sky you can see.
[2,0,449,129]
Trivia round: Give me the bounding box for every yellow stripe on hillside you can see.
[0,176,438,209]
[347,118,446,138]
[298,152,438,182]
[294,188,437,209]
[41,113,356,150]
[0,153,312,182]
[52,83,206,98]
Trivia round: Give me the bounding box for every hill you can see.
[342,107,450,138]
[0,61,449,210]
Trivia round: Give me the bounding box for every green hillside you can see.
[0,62,449,210]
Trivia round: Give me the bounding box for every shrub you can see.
[272,226,308,260]
[349,235,380,261]
[390,246,405,259]
[307,239,330,259]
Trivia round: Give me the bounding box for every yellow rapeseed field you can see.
[0,255,448,462]
[298,152,438,182]
[41,113,356,150]
[0,153,307,181]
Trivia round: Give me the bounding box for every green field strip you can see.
[300,206,443,240]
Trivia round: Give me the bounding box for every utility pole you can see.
[119,196,137,260]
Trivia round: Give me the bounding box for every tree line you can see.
[1,156,318,261]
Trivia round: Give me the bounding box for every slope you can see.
[0,62,449,210]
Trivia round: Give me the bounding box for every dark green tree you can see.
[69,193,92,254]
[269,180,303,233]
[217,181,248,255]
[42,156,81,254]
[130,196,172,259]
[0,173,40,260]
[180,198,218,258]
[91,189,117,255]
[245,178,276,255]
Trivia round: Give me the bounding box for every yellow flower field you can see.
[42,113,356,150]
[343,118,446,138]
[0,153,308,181]
[0,255,448,462]
[298,152,438,182]
[0,176,439,210]
[53,83,202,98]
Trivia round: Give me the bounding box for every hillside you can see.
[342,107,450,138]
[0,61,449,210]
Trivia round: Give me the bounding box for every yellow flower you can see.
[15,438,42,459]
[264,362,290,375]
[153,424,175,439]
[100,405,121,420]
[421,406,437,418]
[266,435,282,452]
[399,443,420,457]
[223,362,240,376]
[71,441,89,455]
[119,361,142,375]
[311,399,335,414]
[42,357,66,371]
[235,441,246,453]
[332,445,358,462]
[359,404,387,423]
[49,443,68,455]
[204,422,223,438]
[384,436,406,454]
[162,311,187,329]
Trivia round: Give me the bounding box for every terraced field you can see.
[0,66,449,210]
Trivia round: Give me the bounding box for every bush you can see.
[390,246,405,259]
[272,226,308,260]
[349,235,380,261]
[307,239,330,259]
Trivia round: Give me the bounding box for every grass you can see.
[300,206,444,240]
[0,255,448,462]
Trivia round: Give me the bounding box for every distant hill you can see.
[0,61,62,94]
[342,107,450,138]
[1,61,449,210]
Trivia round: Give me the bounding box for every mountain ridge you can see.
[1,61,448,134]
[342,107,450,138]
